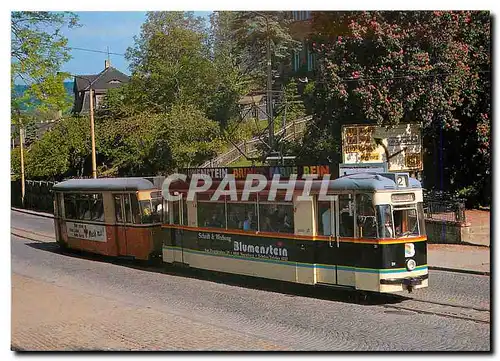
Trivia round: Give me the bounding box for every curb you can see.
[11,227,55,243]
[11,207,54,219]
[428,266,490,276]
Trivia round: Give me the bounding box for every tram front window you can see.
[376,205,394,238]
[393,208,419,237]
[376,204,423,238]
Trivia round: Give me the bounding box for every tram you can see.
[161,166,428,293]
[53,178,164,260]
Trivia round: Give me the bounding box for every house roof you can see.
[74,66,129,92]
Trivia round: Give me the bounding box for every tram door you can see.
[315,196,339,285]
[336,194,356,287]
[170,198,186,264]
[114,194,128,256]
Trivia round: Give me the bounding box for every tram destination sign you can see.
[181,164,333,181]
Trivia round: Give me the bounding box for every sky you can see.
[60,11,212,77]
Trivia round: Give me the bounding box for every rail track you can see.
[382,298,490,324]
[11,226,490,325]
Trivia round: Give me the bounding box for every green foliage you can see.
[11,11,79,116]
[23,116,90,180]
[230,12,301,88]
[98,103,222,176]
[276,79,306,122]
[299,11,490,205]
[125,11,216,114]
[10,147,21,180]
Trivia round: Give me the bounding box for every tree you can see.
[207,11,252,128]
[230,12,301,88]
[97,103,222,176]
[300,11,491,205]
[125,11,217,114]
[16,116,91,180]
[11,12,79,115]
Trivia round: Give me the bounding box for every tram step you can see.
[315,282,355,290]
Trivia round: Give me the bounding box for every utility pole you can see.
[89,85,97,179]
[60,72,98,178]
[265,14,274,153]
[18,110,25,206]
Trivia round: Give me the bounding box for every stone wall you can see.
[425,218,471,244]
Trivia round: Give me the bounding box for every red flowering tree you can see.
[297,11,490,205]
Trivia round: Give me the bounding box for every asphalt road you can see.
[11,210,491,351]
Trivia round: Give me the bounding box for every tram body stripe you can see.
[161,224,427,245]
[163,246,428,274]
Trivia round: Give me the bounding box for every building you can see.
[72,60,129,115]
[288,11,315,83]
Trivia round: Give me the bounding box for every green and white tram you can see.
[160,167,428,293]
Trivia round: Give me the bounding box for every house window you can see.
[307,46,314,72]
[95,95,104,108]
[293,51,300,71]
[108,79,121,84]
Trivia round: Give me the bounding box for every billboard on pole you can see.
[341,123,422,172]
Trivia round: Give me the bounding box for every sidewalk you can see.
[427,244,490,275]
[11,208,490,276]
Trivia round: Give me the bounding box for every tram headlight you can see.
[406,258,417,271]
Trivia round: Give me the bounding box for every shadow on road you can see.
[24,241,411,306]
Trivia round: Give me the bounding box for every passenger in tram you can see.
[282,213,293,233]
[243,212,256,231]
[261,216,275,232]
[207,213,223,228]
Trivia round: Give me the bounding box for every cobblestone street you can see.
[12,273,283,351]
[11,232,490,351]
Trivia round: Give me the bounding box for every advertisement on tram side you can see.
[67,222,106,242]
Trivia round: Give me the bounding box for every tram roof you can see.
[330,173,421,191]
[167,172,422,193]
[53,177,156,192]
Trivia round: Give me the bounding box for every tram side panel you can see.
[293,195,317,285]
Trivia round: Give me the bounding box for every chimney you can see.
[105,59,110,69]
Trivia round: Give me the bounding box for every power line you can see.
[68,47,126,57]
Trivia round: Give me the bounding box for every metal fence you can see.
[201,116,312,168]
[11,180,57,214]
[423,190,466,224]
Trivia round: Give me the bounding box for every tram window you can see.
[151,197,163,223]
[317,201,333,236]
[259,197,293,233]
[172,200,180,224]
[64,194,77,219]
[131,195,141,224]
[182,199,188,225]
[162,200,169,224]
[77,194,91,220]
[90,194,104,222]
[356,193,377,238]
[339,194,354,237]
[197,195,225,228]
[227,202,257,231]
[376,204,394,238]
[170,198,187,225]
[114,195,123,223]
[393,208,419,237]
[123,194,132,223]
